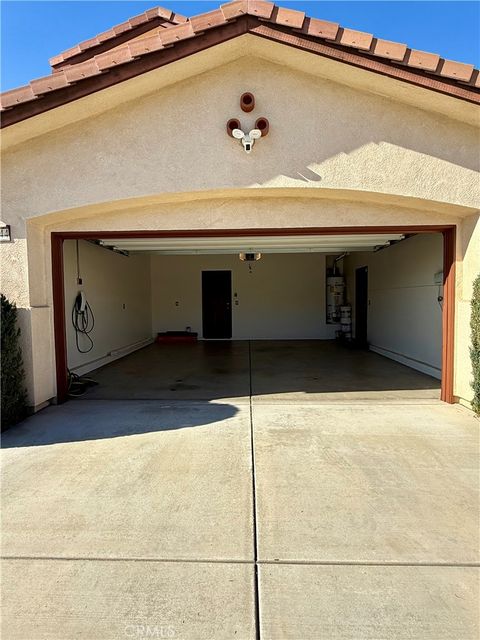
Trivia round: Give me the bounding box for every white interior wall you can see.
[150,253,335,340]
[63,236,442,378]
[64,240,152,372]
[344,234,443,378]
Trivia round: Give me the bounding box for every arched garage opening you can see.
[51,225,455,404]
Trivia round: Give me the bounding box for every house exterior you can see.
[1,1,479,411]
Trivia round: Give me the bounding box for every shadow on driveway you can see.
[1,400,240,448]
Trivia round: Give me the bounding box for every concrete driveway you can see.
[1,347,479,638]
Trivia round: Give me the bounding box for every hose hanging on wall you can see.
[67,241,98,398]
[72,240,95,353]
[72,292,95,353]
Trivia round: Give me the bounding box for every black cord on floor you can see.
[67,370,98,397]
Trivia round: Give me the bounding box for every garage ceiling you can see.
[96,233,406,255]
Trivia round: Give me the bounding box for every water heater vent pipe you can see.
[333,252,349,275]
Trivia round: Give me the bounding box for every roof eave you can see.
[1,15,479,130]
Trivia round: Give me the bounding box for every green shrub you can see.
[1,294,27,429]
[471,273,480,415]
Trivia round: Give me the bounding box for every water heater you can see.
[326,276,345,323]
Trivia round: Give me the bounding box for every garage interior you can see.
[61,232,443,402]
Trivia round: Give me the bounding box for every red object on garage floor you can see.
[156,331,198,344]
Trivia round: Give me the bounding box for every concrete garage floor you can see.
[2,342,479,639]
[78,340,441,402]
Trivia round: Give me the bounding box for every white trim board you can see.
[70,337,154,376]
[369,344,441,380]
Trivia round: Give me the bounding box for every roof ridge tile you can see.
[95,47,134,70]
[294,16,339,40]
[63,59,102,83]
[439,59,475,82]
[269,6,306,29]
[159,22,195,46]
[405,49,441,72]
[128,34,164,58]
[337,27,373,51]
[190,8,227,34]
[246,1,275,20]
[220,1,248,21]
[1,85,36,109]
[30,72,70,96]
[371,38,407,62]
[49,5,187,67]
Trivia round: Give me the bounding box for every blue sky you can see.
[1,1,479,91]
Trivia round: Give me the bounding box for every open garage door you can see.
[52,226,455,403]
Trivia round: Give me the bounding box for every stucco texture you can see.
[0,52,479,407]
[3,57,479,215]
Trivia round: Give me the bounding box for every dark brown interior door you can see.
[355,266,368,347]
[202,271,232,339]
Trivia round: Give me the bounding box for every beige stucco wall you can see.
[63,240,152,373]
[151,253,335,340]
[0,52,479,408]
[343,234,443,379]
[2,57,479,216]
[455,213,480,406]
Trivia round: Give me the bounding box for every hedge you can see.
[471,273,480,415]
[1,294,27,429]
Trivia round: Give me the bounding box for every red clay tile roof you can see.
[1,1,478,127]
[49,6,187,69]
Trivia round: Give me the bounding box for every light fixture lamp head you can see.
[232,128,262,153]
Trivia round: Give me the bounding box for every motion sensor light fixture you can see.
[239,253,262,261]
[227,93,269,153]
[232,128,262,153]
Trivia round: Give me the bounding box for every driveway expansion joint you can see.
[3,556,478,568]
